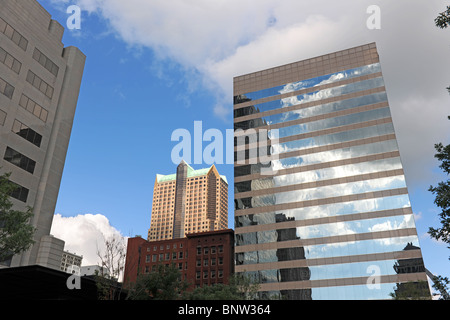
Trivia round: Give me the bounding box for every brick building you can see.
[123,229,234,290]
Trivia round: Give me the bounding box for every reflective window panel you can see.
[235,157,404,194]
[236,235,422,264]
[234,92,388,131]
[235,214,416,246]
[234,139,400,178]
[255,281,429,300]
[236,194,411,226]
[234,63,382,104]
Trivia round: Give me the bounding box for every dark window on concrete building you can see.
[4,147,36,174]
[12,120,42,147]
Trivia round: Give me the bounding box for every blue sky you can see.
[39,0,450,284]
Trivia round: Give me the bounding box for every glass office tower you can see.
[233,43,430,300]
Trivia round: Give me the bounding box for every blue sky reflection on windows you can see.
[235,194,412,227]
[237,235,420,264]
[235,63,382,103]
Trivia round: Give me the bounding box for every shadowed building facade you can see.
[124,229,235,290]
[0,0,85,269]
[233,43,430,300]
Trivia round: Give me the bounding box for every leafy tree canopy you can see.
[0,171,35,262]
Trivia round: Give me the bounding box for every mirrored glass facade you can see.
[233,43,430,300]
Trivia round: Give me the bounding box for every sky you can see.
[37,0,450,284]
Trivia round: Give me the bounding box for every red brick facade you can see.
[123,229,234,290]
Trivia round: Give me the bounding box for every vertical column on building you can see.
[173,160,188,239]
[206,168,217,231]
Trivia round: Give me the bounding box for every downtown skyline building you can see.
[124,229,235,289]
[0,0,85,269]
[233,43,430,300]
[147,160,228,241]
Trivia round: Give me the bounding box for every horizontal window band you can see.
[234,151,400,183]
[235,248,423,273]
[235,187,409,216]
[235,214,415,251]
[234,169,404,199]
[235,133,397,167]
[235,157,404,199]
[234,86,386,125]
[234,72,384,114]
[234,227,417,253]
[236,122,395,167]
[235,114,392,152]
[235,94,389,140]
[234,53,380,98]
[256,272,428,292]
[234,98,389,140]
[234,65,382,109]
[234,207,412,235]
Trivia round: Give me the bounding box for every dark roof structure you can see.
[0,265,99,300]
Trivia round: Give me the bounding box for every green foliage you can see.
[435,6,450,29]
[127,263,190,300]
[432,5,450,297]
[428,140,450,253]
[427,115,450,299]
[0,171,35,261]
[389,281,432,300]
[432,275,450,300]
[436,6,450,94]
[94,270,124,300]
[126,265,263,300]
[184,273,261,300]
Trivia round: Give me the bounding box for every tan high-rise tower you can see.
[147,161,228,241]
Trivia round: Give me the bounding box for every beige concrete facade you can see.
[0,0,85,269]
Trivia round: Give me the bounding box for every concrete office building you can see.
[148,161,228,241]
[0,0,85,268]
[233,43,430,299]
[60,250,83,274]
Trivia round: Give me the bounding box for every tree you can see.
[435,6,450,29]
[432,275,450,300]
[184,273,261,300]
[428,7,450,300]
[127,266,263,300]
[389,281,432,300]
[435,6,450,93]
[0,171,35,262]
[428,132,450,300]
[429,138,450,249]
[127,263,190,300]
[95,234,127,300]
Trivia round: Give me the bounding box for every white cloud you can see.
[49,0,450,186]
[50,213,127,267]
[414,211,423,222]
